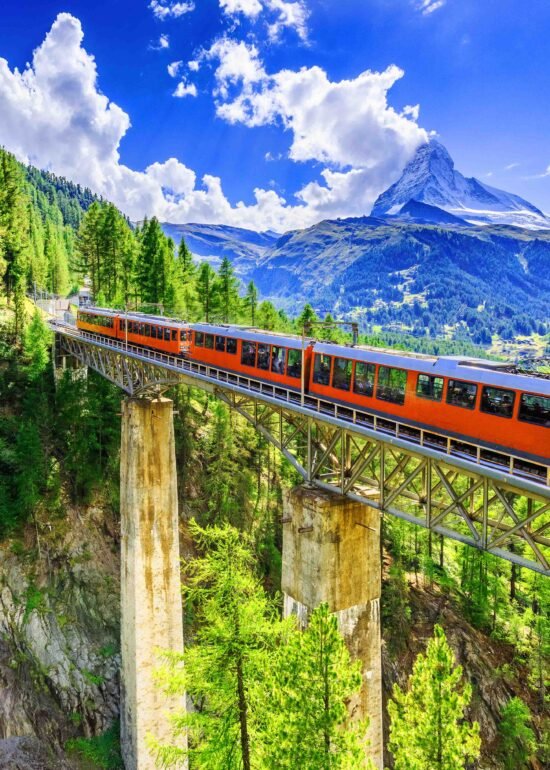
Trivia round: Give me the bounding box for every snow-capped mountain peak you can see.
[371,140,550,229]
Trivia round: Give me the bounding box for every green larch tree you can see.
[263,602,368,770]
[244,280,258,325]
[497,697,536,770]
[388,624,480,770]
[152,521,283,770]
[175,238,199,318]
[196,261,217,322]
[215,256,240,323]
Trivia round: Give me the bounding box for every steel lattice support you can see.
[52,325,550,575]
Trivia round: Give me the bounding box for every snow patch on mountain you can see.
[371,140,550,229]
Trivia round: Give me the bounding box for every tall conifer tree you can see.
[388,624,480,770]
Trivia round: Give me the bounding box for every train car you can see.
[76,308,190,356]
[76,307,119,339]
[117,312,190,356]
[188,323,314,390]
[308,342,550,466]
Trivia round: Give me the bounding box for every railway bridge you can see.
[49,318,550,770]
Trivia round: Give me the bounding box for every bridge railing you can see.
[49,320,549,493]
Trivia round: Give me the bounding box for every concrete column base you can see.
[120,397,185,770]
[282,486,383,770]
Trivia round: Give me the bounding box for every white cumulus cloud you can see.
[219,0,263,19]
[167,60,183,77]
[149,1,195,20]
[0,13,428,233]
[219,0,309,41]
[173,78,197,97]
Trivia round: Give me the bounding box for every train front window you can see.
[216,335,226,352]
[353,362,375,397]
[257,343,270,370]
[195,332,204,346]
[313,354,332,386]
[204,333,214,349]
[481,386,515,418]
[271,346,286,375]
[376,367,407,405]
[446,379,477,409]
[226,338,237,354]
[333,358,352,391]
[241,341,257,367]
[417,374,444,401]
[287,349,302,379]
[519,393,550,426]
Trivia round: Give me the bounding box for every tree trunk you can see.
[236,653,251,770]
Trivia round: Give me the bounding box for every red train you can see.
[76,308,550,477]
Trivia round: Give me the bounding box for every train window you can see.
[416,374,444,401]
[216,335,226,352]
[147,325,153,336]
[257,343,270,370]
[150,326,156,339]
[353,362,375,397]
[172,330,178,341]
[446,379,477,409]
[195,332,204,346]
[226,338,237,355]
[481,386,515,418]
[518,393,550,426]
[287,349,302,379]
[271,346,286,375]
[376,366,407,405]
[333,358,352,391]
[204,333,214,349]
[241,341,257,367]
[313,354,332,386]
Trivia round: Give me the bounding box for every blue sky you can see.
[1,0,549,230]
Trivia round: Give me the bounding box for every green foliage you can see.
[382,563,411,656]
[152,524,366,770]
[388,624,480,770]
[263,603,368,770]
[23,311,52,380]
[497,697,536,769]
[66,721,123,769]
[215,256,240,323]
[244,280,258,325]
[152,521,282,770]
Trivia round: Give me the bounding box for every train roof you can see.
[80,307,189,329]
[313,342,550,396]
[191,323,313,350]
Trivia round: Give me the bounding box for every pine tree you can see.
[75,201,103,296]
[23,311,52,381]
[0,149,31,335]
[175,238,198,318]
[215,256,240,323]
[152,521,282,770]
[196,262,217,322]
[388,624,480,770]
[296,303,318,334]
[264,603,368,770]
[244,280,258,325]
[498,697,536,770]
[256,300,279,331]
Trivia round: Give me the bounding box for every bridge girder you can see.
[52,324,550,575]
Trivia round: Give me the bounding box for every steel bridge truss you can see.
[52,324,550,575]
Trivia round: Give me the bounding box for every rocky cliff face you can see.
[0,504,120,767]
[382,579,546,770]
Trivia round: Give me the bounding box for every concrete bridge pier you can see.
[120,397,185,770]
[282,485,383,770]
